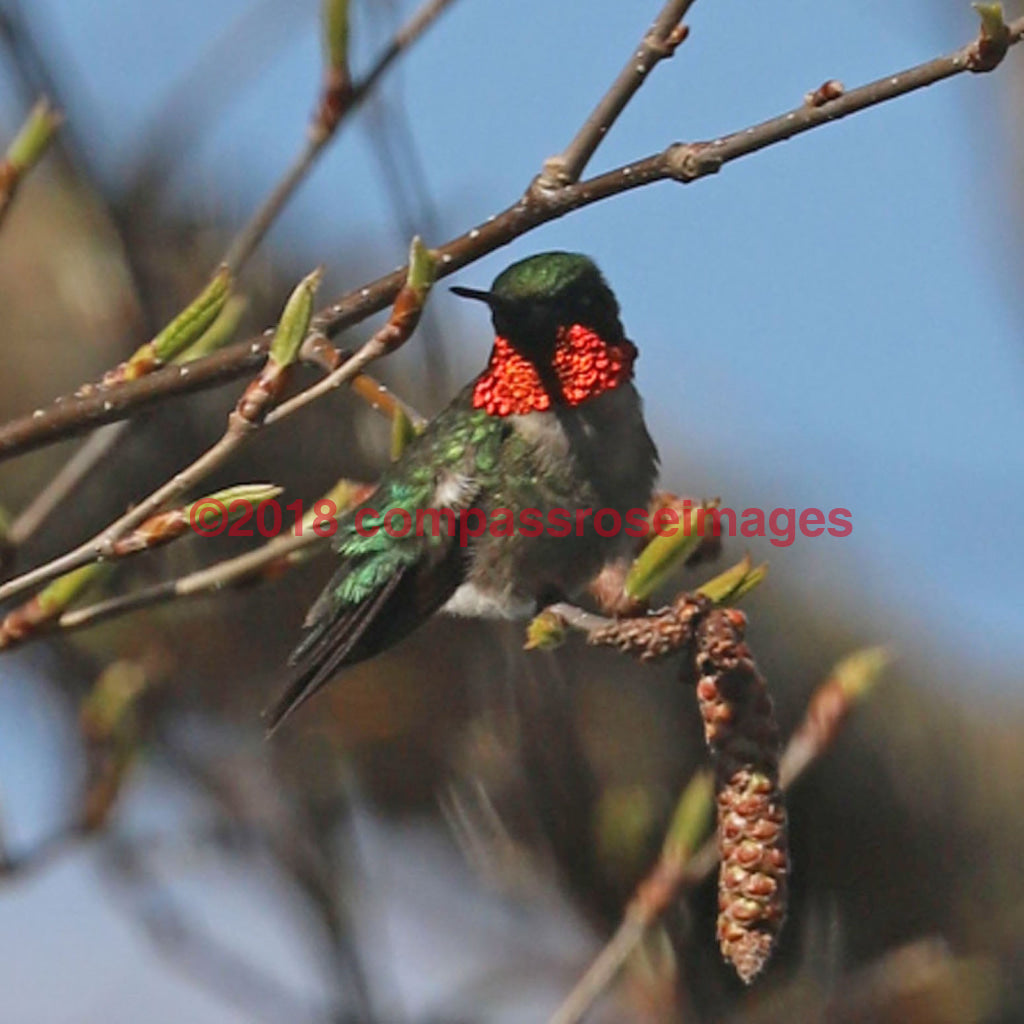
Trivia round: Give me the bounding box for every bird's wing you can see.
[263,533,467,734]
[264,392,504,734]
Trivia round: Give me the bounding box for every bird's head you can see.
[452,251,625,358]
[454,252,636,415]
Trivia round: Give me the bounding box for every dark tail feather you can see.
[263,569,407,736]
[265,542,468,736]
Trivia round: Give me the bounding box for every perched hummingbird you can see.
[266,251,659,732]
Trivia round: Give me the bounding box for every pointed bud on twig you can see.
[111,484,282,554]
[235,269,322,423]
[0,98,62,224]
[525,608,568,650]
[373,237,437,353]
[408,235,437,298]
[271,268,323,368]
[625,499,717,601]
[175,294,249,362]
[804,79,845,107]
[316,0,353,136]
[322,0,351,78]
[631,769,715,922]
[780,646,889,787]
[188,484,282,525]
[830,644,890,703]
[1,98,61,179]
[150,265,233,365]
[974,3,1008,39]
[661,768,714,867]
[390,404,417,461]
[0,563,112,649]
[697,555,768,605]
[93,267,233,389]
[5,98,63,172]
[969,3,1010,70]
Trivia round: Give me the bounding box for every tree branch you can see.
[222,0,461,272]
[537,0,695,188]
[1,12,1018,464]
[0,0,453,568]
[0,248,432,605]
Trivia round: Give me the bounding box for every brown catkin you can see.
[693,607,788,984]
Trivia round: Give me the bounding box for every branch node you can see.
[533,157,573,194]
[666,141,719,182]
[313,67,354,139]
[644,20,690,59]
[300,330,344,372]
[804,79,845,107]
[967,3,1011,71]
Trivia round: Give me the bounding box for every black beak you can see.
[449,285,497,306]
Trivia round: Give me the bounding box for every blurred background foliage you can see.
[0,1,1023,1022]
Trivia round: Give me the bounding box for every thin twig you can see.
[547,601,614,634]
[1,12,1018,462]
[6,422,127,550]
[0,253,429,604]
[264,331,397,426]
[550,649,888,1024]
[222,0,460,271]
[538,0,695,188]
[59,529,323,636]
[2,0,450,567]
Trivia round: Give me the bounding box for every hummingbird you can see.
[265,251,659,732]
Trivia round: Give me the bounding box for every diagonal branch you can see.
[222,0,461,272]
[1,0,454,567]
[536,0,696,188]
[0,249,431,605]
[0,12,1020,462]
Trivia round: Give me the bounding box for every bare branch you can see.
[1,13,1018,463]
[58,529,323,636]
[5,422,125,552]
[222,0,460,272]
[537,0,695,189]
